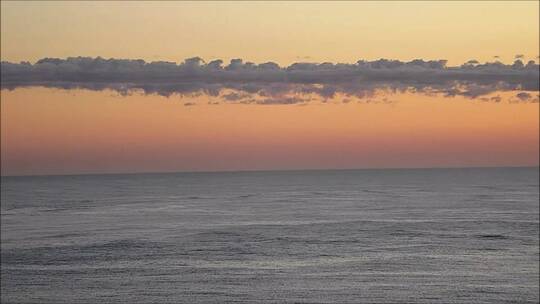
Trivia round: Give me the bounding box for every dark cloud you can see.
[491,96,502,103]
[516,92,532,101]
[222,92,251,101]
[508,92,540,103]
[512,92,540,103]
[1,56,538,104]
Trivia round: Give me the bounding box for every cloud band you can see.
[1,57,538,104]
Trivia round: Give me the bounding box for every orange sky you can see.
[0,1,539,175]
[1,88,538,175]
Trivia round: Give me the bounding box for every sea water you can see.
[1,167,539,303]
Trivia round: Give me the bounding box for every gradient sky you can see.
[1,1,539,176]
[1,1,539,65]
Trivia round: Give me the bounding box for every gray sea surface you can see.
[1,167,539,303]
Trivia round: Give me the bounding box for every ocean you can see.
[1,167,539,303]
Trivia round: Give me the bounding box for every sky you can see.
[1,1,539,176]
[1,1,539,65]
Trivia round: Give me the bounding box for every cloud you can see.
[512,92,540,103]
[256,96,311,105]
[1,56,538,104]
[222,91,251,101]
[516,92,532,101]
[491,96,502,103]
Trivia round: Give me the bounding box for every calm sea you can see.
[1,167,539,303]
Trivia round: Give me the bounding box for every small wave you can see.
[42,233,86,239]
[389,231,425,238]
[477,247,504,251]
[238,194,255,199]
[476,234,509,240]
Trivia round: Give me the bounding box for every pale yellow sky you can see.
[1,1,539,65]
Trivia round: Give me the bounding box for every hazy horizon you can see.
[2,164,539,178]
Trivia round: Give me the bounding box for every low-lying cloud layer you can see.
[1,56,539,104]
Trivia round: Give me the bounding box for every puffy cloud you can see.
[1,56,538,104]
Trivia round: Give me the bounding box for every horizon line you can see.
[2,165,538,179]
